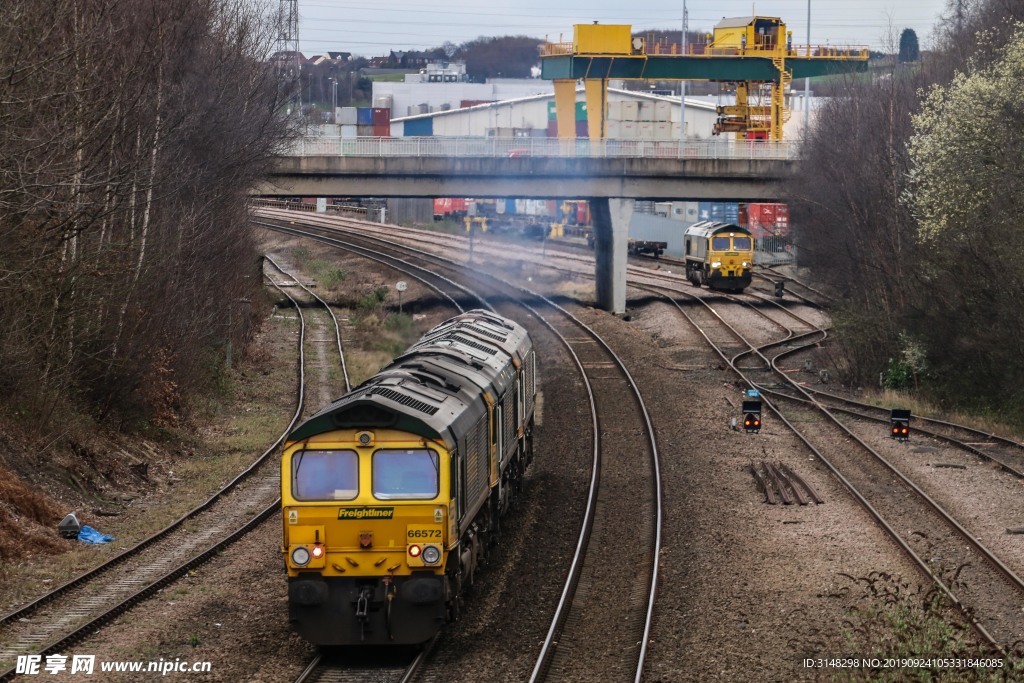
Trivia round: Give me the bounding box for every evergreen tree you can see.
[899,28,920,62]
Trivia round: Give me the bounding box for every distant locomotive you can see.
[281,310,536,645]
[683,221,754,293]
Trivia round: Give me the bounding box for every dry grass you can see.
[855,388,1024,441]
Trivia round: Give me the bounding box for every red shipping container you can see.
[575,119,589,138]
[747,203,790,239]
[460,100,494,108]
[576,202,590,225]
[373,123,390,137]
[372,107,390,125]
[547,120,558,137]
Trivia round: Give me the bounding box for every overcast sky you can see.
[297,0,952,56]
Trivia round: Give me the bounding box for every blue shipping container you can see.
[403,118,433,136]
[356,107,374,125]
[697,202,740,224]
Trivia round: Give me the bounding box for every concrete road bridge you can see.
[256,136,799,313]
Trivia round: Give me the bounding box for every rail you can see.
[284,136,798,160]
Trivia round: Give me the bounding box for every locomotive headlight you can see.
[711,261,722,269]
[311,545,324,559]
[422,545,441,565]
[742,261,749,268]
[408,544,421,558]
[291,546,311,566]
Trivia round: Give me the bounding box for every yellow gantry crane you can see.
[540,17,869,141]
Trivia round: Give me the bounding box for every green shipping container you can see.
[548,101,589,120]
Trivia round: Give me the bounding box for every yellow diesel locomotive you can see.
[683,221,754,293]
[281,310,536,645]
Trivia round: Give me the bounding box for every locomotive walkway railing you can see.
[284,136,798,160]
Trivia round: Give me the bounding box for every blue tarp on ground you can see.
[78,525,114,544]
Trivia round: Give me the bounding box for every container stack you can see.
[605,99,680,140]
[339,107,357,138]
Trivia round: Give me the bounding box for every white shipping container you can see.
[654,121,672,140]
[606,100,623,121]
[654,101,672,121]
[339,107,358,125]
[340,124,357,138]
[638,121,656,139]
[606,119,621,139]
[373,95,394,109]
[670,105,682,123]
[671,122,683,139]
[671,201,700,222]
[620,100,639,121]
[620,121,638,139]
[637,101,655,122]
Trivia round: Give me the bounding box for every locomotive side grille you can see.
[465,416,489,501]
[524,350,536,414]
[371,387,439,415]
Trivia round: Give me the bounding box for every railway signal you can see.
[742,389,762,433]
[890,409,911,441]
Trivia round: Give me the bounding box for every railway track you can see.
[638,276,1024,651]
[293,640,433,683]
[0,257,332,681]
[254,214,664,682]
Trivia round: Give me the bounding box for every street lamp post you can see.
[804,1,810,134]
[329,77,338,123]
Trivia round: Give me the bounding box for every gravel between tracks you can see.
[35,221,1016,681]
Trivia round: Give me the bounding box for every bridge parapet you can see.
[285,136,798,161]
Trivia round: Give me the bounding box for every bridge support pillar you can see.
[591,197,633,314]
[554,79,577,139]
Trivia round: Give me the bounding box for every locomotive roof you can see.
[684,221,752,239]
[286,310,528,448]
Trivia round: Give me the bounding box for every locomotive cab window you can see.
[292,450,358,501]
[733,236,752,250]
[712,236,731,250]
[373,449,439,500]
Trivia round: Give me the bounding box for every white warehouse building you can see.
[387,87,815,140]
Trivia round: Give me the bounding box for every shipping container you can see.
[746,203,790,239]
[461,99,493,108]
[638,121,655,139]
[373,95,393,110]
[433,198,469,218]
[340,124,357,138]
[575,119,589,138]
[357,124,375,137]
[576,101,588,120]
[654,101,672,121]
[547,101,557,120]
[546,119,558,137]
[373,123,390,137]
[339,107,358,125]
[606,119,621,139]
[653,121,672,140]
[404,118,433,136]
[629,213,689,258]
[606,100,623,121]
[637,101,655,122]
[620,100,639,121]
[697,202,740,223]
[372,107,390,125]
[356,107,374,125]
[620,121,638,139]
